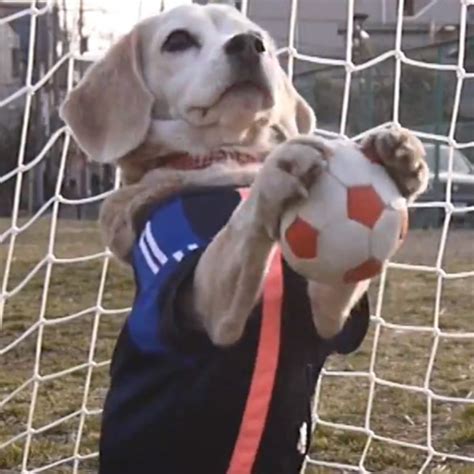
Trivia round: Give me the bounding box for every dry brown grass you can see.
[0,216,473,473]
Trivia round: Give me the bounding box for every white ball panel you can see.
[369,162,403,206]
[315,219,371,282]
[328,143,374,187]
[370,209,402,261]
[281,254,334,283]
[296,172,348,229]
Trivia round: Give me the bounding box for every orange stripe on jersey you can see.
[238,188,251,200]
[227,250,283,474]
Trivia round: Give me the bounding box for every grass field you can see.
[0,215,473,473]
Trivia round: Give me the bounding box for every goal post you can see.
[0,1,473,473]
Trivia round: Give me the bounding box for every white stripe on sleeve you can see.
[145,221,168,265]
[139,233,159,274]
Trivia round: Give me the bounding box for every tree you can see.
[311,62,454,136]
[0,120,21,217]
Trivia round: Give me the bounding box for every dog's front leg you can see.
[193,136,329,346]
[193,203,274,346]
[306,280,370,339]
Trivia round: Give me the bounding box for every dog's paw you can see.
[361,128,429,201]
[252,135,330,239]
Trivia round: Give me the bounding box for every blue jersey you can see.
[99,187,370,474]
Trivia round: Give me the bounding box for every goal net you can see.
[0,0,473,472]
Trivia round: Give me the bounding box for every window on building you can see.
[11,48,21,78]
[403,0,415,16]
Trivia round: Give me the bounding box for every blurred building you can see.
[0,1,56,215]
[242,0,472,58]
[0,21,21,113]
[191,1,474,139]
[0,1,44,129]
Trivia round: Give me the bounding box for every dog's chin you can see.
[184,83,274,129]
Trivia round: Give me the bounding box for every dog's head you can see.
[60,4,315,165]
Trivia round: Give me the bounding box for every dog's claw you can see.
[361,128,429,201]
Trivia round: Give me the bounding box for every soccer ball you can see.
[279,140,408,285]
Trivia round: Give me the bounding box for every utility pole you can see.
[61,0,69,53]
[353,13,374,132]
[78,0,85,54]
[77,0,87,216]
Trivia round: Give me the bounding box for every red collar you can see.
[162,150,262,170]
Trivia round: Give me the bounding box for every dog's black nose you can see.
[225,33,266,63]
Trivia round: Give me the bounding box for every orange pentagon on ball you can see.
[347,185,385,229]
[285,217,318,259]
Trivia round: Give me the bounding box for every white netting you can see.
[0,0,473,472]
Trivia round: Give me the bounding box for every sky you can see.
[59,0,194,53]
[100,0,193,33]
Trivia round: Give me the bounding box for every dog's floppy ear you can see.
[275,71,316,137]
[60,28,154,163]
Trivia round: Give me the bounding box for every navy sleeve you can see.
[127,188,242,354]
[158,249,213,353]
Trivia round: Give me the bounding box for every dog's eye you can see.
[162,30,199,52]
